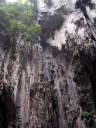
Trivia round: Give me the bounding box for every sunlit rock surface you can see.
[38,0,96,49]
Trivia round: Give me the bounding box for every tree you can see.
[0,1,42,41]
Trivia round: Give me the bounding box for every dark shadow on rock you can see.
[0,33,11,51]
[44,0,53,7]
[76,0,95,10]
[39,13,64,43]
[0,86,16,128]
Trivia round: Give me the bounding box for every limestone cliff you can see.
[0,0,96,128]
[0,32,96,128]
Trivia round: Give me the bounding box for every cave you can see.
[0,86,16,128]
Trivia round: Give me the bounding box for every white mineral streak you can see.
[37,0,96,49]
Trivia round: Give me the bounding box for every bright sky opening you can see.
[7,0,27,3]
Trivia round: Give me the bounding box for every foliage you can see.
[81,111,93,120]
[0,9,10,32]
[81,111,95,128]
[23,25,42,41]
[0,1,41,41]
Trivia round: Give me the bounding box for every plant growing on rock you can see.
[81,111,93,120]
[23,24,42,41]
[0,1,42,41]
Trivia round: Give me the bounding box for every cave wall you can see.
[0,34,94,128]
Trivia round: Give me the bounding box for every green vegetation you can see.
[81,111,95,128]
[0,1,41,41]
[23,25,42,41]
[74,63,96,128]
[81,111,93,120]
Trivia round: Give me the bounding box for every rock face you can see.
[0,0,96,128]
[0,1,96,127]
[1,32,96,128]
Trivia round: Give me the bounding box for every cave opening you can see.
[0,86,16,128]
